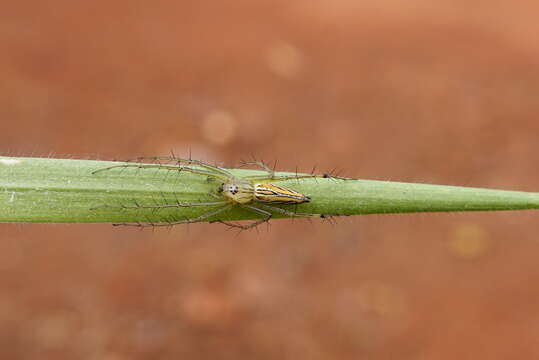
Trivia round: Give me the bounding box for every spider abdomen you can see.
[254,183,311,204]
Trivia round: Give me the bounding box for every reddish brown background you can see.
[1,1,539,359]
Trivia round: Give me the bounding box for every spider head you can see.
[221,181,253,204]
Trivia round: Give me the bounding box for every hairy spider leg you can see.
[112,203,234,227]
[215,201,333,230]
[237,160,275,178]
[92,164,229,181]
[122,156,234,178]
[213,204,274,230]
[92,201,227,210]
[239,160,350,182]
[244,173,347,182]
[256,203,329,218]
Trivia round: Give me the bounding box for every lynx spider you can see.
[92,156,346,229]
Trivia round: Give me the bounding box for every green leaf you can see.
[1,156,538,225]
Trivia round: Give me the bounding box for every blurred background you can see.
[1,1,539,359]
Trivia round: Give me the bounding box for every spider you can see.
[92,156,345,229]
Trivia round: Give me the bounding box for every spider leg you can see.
[113,203,233,227]
[237,160,275,178]
[92,164,228,181]
[122,156,234,177]
[92,201,226,210]
[244,173,349,182]
[213,204,272,230]
[256,203,329,218]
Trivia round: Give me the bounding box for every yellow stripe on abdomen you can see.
[254,183,310,204]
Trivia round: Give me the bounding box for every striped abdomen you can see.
[254,183,311,204]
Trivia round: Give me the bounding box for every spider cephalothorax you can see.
[221,179,254,204]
